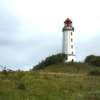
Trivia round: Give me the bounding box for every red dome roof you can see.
[64,18,72,24]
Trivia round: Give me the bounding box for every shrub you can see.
[88,70,100,76]
[33,53,66,70]
[85,55,96,63]
[17,82,26,90]
[1,67,8,75]
[85,55,100,66]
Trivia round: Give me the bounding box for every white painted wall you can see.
[62,28,76,62]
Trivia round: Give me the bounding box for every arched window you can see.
[72,59,74,62]
[71,38,73,42]
[71,32,73,36]
[71,45,73,48]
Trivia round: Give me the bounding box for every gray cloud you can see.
[76,35,100,61]
[0,1,100,71]
[0,3,20,47]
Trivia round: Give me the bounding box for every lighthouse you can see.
[62,18,76,62]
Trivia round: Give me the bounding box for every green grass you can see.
[0,63,100,100]
[38,62,100,73]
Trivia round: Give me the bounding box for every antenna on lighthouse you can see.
[62,18,76,62]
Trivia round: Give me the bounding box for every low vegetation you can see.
[85,55,100,66]
[0,69,100,100]
[34,53,65,70]
[89,69,100,76]
[0,54,100,100]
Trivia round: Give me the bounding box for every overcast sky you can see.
[0,0,100,70]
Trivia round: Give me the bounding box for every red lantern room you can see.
[64,18,72,27]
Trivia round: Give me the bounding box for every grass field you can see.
[0,63,100,100]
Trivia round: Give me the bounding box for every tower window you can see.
[71,32,73,36]
[71,45,73,48]
[72,59,74,62]
[71,38,73,42]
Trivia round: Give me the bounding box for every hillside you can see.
[35,62,99,73]
[0,62,100,100]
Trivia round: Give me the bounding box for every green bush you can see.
[85,55,100,66]
[17,82,26,90]
[85,55,96,63]
[1,69,8,75]
[33,53,66,70]
[88,70,100,76]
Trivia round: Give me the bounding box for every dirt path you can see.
[38,71,86,76]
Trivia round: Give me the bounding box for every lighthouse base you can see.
[64,55,76,63]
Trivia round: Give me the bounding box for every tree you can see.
[85,55,100,66]
[33,53,66,70]
[85,55,96,63]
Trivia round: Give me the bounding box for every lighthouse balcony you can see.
[62,26,74,32]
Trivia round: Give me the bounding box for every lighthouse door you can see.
[72,59,74,62]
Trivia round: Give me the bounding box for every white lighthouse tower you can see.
[62,18,76,62]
